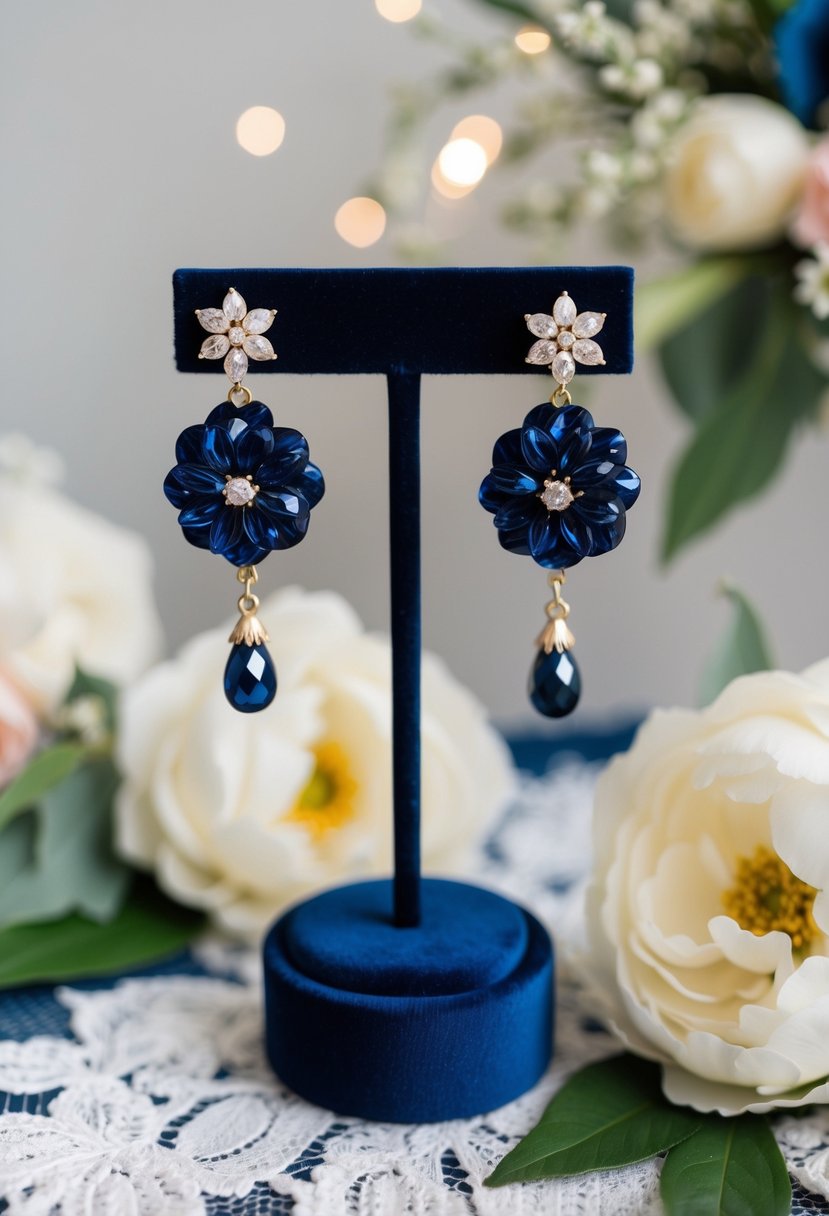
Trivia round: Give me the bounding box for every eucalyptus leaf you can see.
[636,259,744,353]
[0,742,87,831]
[0,879,204,988]
[660,1116,791,1216]
[658,273,774,423]
[661,287,826,562]
[699,583,774,706]
[0,757,130,929]
[485,1054,701,1187]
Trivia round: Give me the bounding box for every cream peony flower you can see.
[115,587,514,937]
[587,660,829,1114]
[0,436,163,712]
[663,94,810,251]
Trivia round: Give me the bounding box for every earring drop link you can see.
[550,383,572,408]
[536,571,576,656]
[228,383,253,407]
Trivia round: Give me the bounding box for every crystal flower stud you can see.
[524,291,606,384]
[196,287,277,385]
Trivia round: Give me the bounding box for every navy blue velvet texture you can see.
[263,878,554,1122]
[283,879,528,994]
[173,267,634,375]
[388,372,421,927]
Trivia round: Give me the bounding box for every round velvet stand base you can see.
[262,877,554,1123]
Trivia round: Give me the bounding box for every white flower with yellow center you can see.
[587,659,829,1114]
[115,587,514,937]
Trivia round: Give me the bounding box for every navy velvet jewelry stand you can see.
[173,266,634,1123]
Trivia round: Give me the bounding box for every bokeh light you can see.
[514,25,551,54]
[437,138,488,188]
[450,115,503,166]
[235,106,286,156]
[375,0,422,21]
[334,196,387,247]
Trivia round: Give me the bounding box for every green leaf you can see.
[660,1115,791,1216]
[658,273,775,423]
[0,879,205,988]
[485,1054,701,1187]
[699,583,774,706]
[636,259,744,353]
[464,0,547,23]
[0,757,130,928]
[66,665,118,734]
[0,742,87,831]
[661,285,826,562]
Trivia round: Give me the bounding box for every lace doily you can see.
[1,756,827,1215]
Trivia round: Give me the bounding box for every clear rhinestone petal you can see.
[573,311,605,339]
[526,313,557,339]
[552,351,576,383]
[199,334,230,360]
[525,339,557,365]
[557,330,575,349]
[243,334,276,361]
[223,288,247,322]
[244,308,275,335]
[196,308,228,335]
[553,293,577,327]
[224,348,249,382]
[572,338,605,366]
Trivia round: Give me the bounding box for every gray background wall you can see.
[1,0,825,727]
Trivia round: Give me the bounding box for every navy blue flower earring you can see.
[479,291,640,718]
[164,288,324,713]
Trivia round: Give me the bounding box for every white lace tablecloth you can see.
[2,748,829,1215]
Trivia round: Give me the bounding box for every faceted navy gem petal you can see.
[479,474,509,514]
[210,503,245,556]
[235,425,274,470]
[492,428,525,468]
[529,647,581,718]
[558,430,593,476]
[237,401,275,430]
[180,523,212,550]
[256,429,311,487]
[528,512,581,569]
[224,643,277,713]
[204,402,237,426]
[175,424,208,466]
[178,497,224,528]
[202,424,235,472]
[588,427,627,465]
[245,499,309,550]
[489,465,540,495]
[521,425,559,473]
[493,496,540,532]
[166,464,226,496]
[294,462,325,508]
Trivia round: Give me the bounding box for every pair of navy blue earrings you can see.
[164,287,640,718]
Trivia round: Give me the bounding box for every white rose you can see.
[0,437,162,711]
[587,660,829,1114]
[115,587,514,938]
[663,94,810,251]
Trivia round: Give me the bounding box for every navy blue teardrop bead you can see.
[224,643,277,713]
[528,647,581,718]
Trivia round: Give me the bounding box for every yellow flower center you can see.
[722,845,819,951]
[285,741,357,840]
